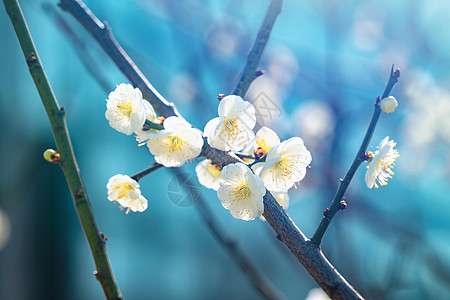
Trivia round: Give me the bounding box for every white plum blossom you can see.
[204,95,256,152]
[146,117,203,167]
[106,83,155,135]
[365,136,400,189]
[259,137,312,192]
[195,159,222,191]
[107,174,148,214]
[255,126,280,157]
[251,162,290,214]
[380,96,398,113]
[218,163,266,221]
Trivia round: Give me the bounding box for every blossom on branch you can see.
[204,95,256,152]
[259,137,312,192]
[195,159,222,191]
[107,174,148,214]
[380,96,398,113]
[255,126,280,158]
[105,83,156,135]
[146,117,203,167]
[365,136,400,189]
[218,163,266,221]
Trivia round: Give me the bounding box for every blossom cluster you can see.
[198,95,312,220]
[103,84,399,219]
[104,85,312,219]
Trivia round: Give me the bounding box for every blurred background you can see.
[1,0,450,299]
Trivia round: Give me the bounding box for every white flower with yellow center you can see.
[365,136,400,189]
[106,83,155,135]
[107,174,148,214]
[195,159,222,191]
[255,126,280,157]
[259,137,312,192]
[204,95,256,152]
[146,117,204,167]
[218,163,266,221]
[251,162,290,212]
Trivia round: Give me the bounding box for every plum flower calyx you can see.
[204,95,256,152]
[146,117,204,167]
[259,137,312,192]
[380,96,398,113]
[218,163,266,221]
[107,174,148,214]
[365,136,400,189]
[106,83,156,135]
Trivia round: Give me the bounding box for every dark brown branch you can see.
[59,0,180,118]
[130,163,164,182]
[60,0,364,298]
[232,0,283,97]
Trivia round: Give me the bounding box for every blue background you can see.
[1,0,450,299]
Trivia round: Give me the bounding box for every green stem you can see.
[232,0,283,97]
[310,66,400,246]
[3,1,122,299]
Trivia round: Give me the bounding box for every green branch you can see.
[2,1,122,299]
[232,0,283,97]
[310,66,400,246]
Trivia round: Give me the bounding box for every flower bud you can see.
[43,149,60,163]
[380,96,398,113]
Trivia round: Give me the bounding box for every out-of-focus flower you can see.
[105,83,155,135]
[255,127,280,157]
[218,163,266,221]
[147,117,203,167]
[259,137,312,192]
[305,288,330,300]
[365,136,400,189]
[0,208,11,251]
[195,159,222,191]
[107,174,148,214]
[380,96,398,113]
[204,95,256,152]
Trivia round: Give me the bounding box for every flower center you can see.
[169,136,184,151]
[117,183,133,199]
[117,103,133,118]
[224,118,239,134]
[234,184,251,200]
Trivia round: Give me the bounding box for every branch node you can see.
[339,201,347,210]
[323,208,331,219]
[100,232,108,241]
[217,93,225,101]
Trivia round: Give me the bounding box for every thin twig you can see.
[2,1,122,299]
[130,163,164,182]
[232,0,283,97]
[59,0,365,298]
[310,66,400,246]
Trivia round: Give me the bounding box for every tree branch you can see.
[59,0,364,298]
[310,67,400,246]
[130,162,164,182]
[2,0,122,299]
[232,0,283,97]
